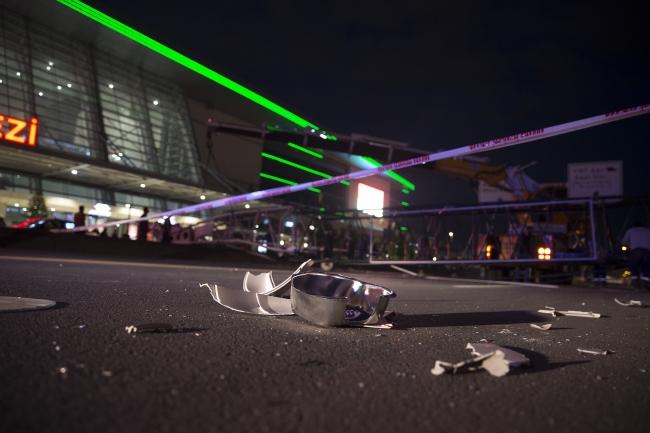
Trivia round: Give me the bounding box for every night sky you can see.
[87,0,649,200]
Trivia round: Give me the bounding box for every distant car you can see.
[12,218,75,230]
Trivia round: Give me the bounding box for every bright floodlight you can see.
[357,183,384,218]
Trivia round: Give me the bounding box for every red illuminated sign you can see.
[0,115,38,146]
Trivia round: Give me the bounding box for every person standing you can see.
[73,206,85,235]
[514,225,534,282]
[162,217,173,243]
[621,221,650,290]
[137,207,150,242]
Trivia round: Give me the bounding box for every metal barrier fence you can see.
[368,199,597,265]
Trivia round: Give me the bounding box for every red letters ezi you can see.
[0,114,38,146]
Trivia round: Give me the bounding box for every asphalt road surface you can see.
[1,250,649,433]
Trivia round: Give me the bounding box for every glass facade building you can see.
[0,7,202,184]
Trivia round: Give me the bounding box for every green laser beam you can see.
[57,0,318,129]
[360,156,415,191]
[262,153,350,185]
[288,142,323,159]
[260,173,321,193]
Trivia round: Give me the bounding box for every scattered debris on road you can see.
[432,350,509,377]
[614,299,643,307]
[577,348,608,355]
[466,343,530,367]
[538,306,600,318]
[431,343,529,377]
[202,261,397,328]
[125,323,174,333]
[530,323,552,330]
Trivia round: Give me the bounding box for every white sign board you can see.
[568,161,623,198]
[478,181,514,203]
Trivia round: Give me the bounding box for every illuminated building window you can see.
[357,183,384,218]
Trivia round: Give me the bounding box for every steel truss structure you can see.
[368,199,598,265]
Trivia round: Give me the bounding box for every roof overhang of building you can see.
[0,141,225,202]
[4,0,316,130]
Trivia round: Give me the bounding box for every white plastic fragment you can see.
[530,323,552,330]
[431,343,530,377]
[466,343,530,367]
[614,299,642,307]
[538,306,600,318]
[125,323,174,333]
[431,350,509,377]
[577,348,608,355]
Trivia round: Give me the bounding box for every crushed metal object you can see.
[125,323,174,333]
[538,306,600,318]
[432,344,529,377]
[577,348,608,355]
[530,323,552,330]
[0,296,56,312]
[614,299,643,307]
[202,260,396,327]
[291,272,395,327]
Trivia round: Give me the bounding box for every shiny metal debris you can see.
[202,283,293,315]
[290,272,395,327]
[243,259,313,296]
[202,261,396,327]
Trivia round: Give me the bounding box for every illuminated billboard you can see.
[357,183,384,218]
[0,115,38,146]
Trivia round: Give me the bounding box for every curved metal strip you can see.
[201,284,293,315]
[242,259,313,296]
